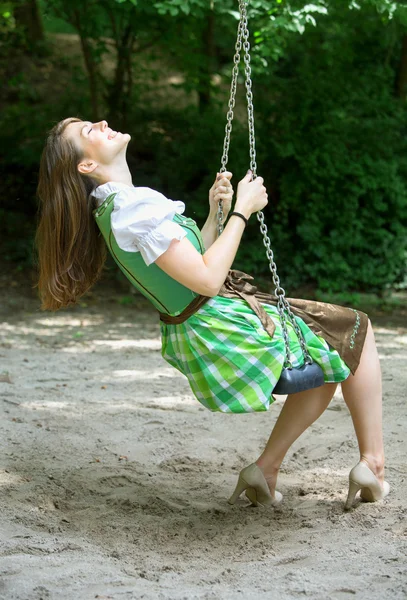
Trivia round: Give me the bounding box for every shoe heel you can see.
[228,475,249,505]
[345,479,361,510]
[228,463,283,507]
[245,487,259,506]
[345,461,390,510]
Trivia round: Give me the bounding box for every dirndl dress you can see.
[161,295,351,413]
[91,181,362,415]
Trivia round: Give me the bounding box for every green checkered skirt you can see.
[160,295,350,413]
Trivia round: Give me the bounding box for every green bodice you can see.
[93,193,205,315]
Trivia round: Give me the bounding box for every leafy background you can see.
[1,0,406,296]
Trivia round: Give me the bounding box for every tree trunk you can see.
[71,10,100,120]
[14,0,44,46]
[78,33,101,120]
[198,10,215,113]
[395,34,407,100]
[107,25,135,127]
[124,43,134,130]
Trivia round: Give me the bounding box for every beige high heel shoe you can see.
[344,461,390,510]
[228,463,283,507]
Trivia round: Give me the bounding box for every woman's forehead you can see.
[65,120,89,139]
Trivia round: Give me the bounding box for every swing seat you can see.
[273,362,325,395]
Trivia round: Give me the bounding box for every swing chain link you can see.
[218,14,245,237]
[242,8,257,176]
[218,0,312,367]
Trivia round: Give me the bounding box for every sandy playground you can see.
[0,272,406,600]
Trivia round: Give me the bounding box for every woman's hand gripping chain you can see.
[209,171,234,224]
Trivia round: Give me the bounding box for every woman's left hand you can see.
[209,171,234,222]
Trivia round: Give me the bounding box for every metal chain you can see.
[219,15,243,174]
[217,2,245,234]
[241,8,257,176]
[217,14,245,237]
[218,0,312,367]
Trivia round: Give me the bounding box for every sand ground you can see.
[0,275,406,600]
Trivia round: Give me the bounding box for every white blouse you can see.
[92,182,188,266]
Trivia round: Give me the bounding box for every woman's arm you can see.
[155,172,268,297]
[200,211,218,251]
[200,172,234,250]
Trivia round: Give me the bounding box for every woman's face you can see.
[65,119,131,174]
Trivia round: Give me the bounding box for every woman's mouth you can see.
[108,130,118,140]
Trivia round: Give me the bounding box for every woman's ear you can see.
[78,160,98,175]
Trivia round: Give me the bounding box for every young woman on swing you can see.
[35,117,389,510]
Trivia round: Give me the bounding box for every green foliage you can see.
[0,209,36,266]
[0,0,406,294]
[249,1,407,291]
[1,3,14,30]
[153,0,235,18]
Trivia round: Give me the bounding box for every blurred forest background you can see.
[1,0,407,298]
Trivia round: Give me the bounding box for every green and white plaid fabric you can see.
[160,295,351,413]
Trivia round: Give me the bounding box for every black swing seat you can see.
[273,362,325,395]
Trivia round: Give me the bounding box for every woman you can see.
[36,117,389,510]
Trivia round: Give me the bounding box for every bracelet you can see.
[229,211,249,226]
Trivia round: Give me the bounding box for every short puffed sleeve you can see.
[110,186,187,266]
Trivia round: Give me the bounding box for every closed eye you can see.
[88,127,93,134]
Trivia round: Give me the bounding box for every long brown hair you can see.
[35,118,106,311]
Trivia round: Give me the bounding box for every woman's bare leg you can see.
[255,383,338,495]
[341,320,385,484]
[256,320,385,496]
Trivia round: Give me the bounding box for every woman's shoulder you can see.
[92,182,165,204]
[114,186,185,216]
[93,182,184,215]
[132,186,168,202]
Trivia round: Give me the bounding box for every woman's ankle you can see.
[360,453,385,481]
[255,457,280,478]
[255,459,279,496]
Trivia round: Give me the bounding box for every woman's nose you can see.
[96,120,108,130]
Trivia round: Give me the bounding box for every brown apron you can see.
[159,270,368,375]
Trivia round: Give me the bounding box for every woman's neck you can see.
[96,160,133,187]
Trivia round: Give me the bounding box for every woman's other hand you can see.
[235,170,268,219]
[209,171,234,222]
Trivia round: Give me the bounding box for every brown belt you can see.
[158,269,368,375]
[159,270,275,337]
[159,293,211,325]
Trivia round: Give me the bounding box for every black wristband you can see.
[229,211,249,226]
